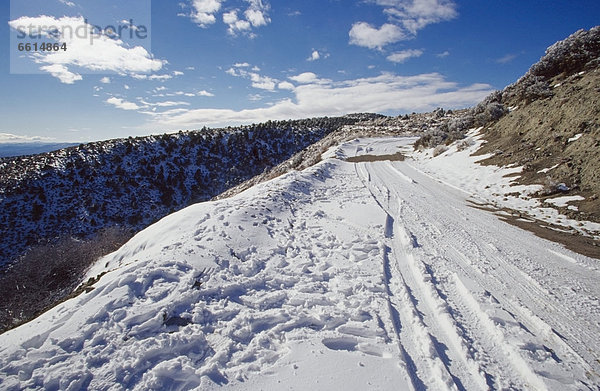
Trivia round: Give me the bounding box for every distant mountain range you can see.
[0,143,79,158]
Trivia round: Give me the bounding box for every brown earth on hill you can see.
[475,68,600,222]
[474,27,600,223]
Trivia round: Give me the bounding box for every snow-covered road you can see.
[356,147,600,389]
[1,137,599,390]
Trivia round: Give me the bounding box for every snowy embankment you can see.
[1,136,599,390]
[410,128,600,237]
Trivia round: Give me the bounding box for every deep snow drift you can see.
[1,137,599,390]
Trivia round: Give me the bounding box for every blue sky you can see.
[1,0,599,143]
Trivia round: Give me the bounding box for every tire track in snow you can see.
[380,195,549,390]
[356,161,559,390]
[381,219,428,391]
[366,159,599,389]
[356,162,452,390]
[383,163,600,384]
[419,193,600,387]
[356,162,487,390]
[445,243,599,387]
[387,216,492,391]
[355,161,429,390]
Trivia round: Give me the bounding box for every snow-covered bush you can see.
[477,102,508,124]
[413,110,475,151]
[471,91,508,126]
[503,74,553,104]
[502,26,599,105]
[529,26,600,79]
[447,116,474,134]
[413,127,449,150]
[433,107,446,118]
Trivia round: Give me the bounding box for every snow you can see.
[411,128,600,237]
[567,133,583,143]
[1,136,599,390]
[544,195,585,208]
[537,163,559,174]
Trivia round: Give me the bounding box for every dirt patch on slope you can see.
[346,152,405,163]
[467,201,600,259]
[474,68,600,223]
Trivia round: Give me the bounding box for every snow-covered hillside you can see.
[1,136,598,390]
[0,116,365,269]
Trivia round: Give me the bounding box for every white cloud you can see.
[288,72,331,85]
[223,10,252,35]
[307,50,321,61]
[120,19,139,31]
[350,0,457,52]
[186,0,270,36]
[100,76,111,84]
[190,0,224,27]
[496,53,517,64]
[8,15,165,83]
[379,0,457,34]
[173,91,196,97]
[106,97,141,111]
[0,133,54,143]
[159,101,190,107]
[245,0,271,27]
[132,73,173,81]
[147,72,493,129]
[227,64,279,91]
[149,74,173,81]
[222,0,270,36]
[278,81,295,90]
[250,74,277,91]
[197,90,215,97]
[436,50,450,58]
[173,71,184,76]
[223,10,239,25]
[39,64,82,84]
[139,107,191,117]
[245,8,268,27]
[140,100,191,107]
[58,0,76,7]
[289,72,318,84]
[349,22,406,50]
[110,98,194,112]
[387,48,423,63]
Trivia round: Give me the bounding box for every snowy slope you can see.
[0,118,348,268]
[1,137,599,390]
[410,128,600,238]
